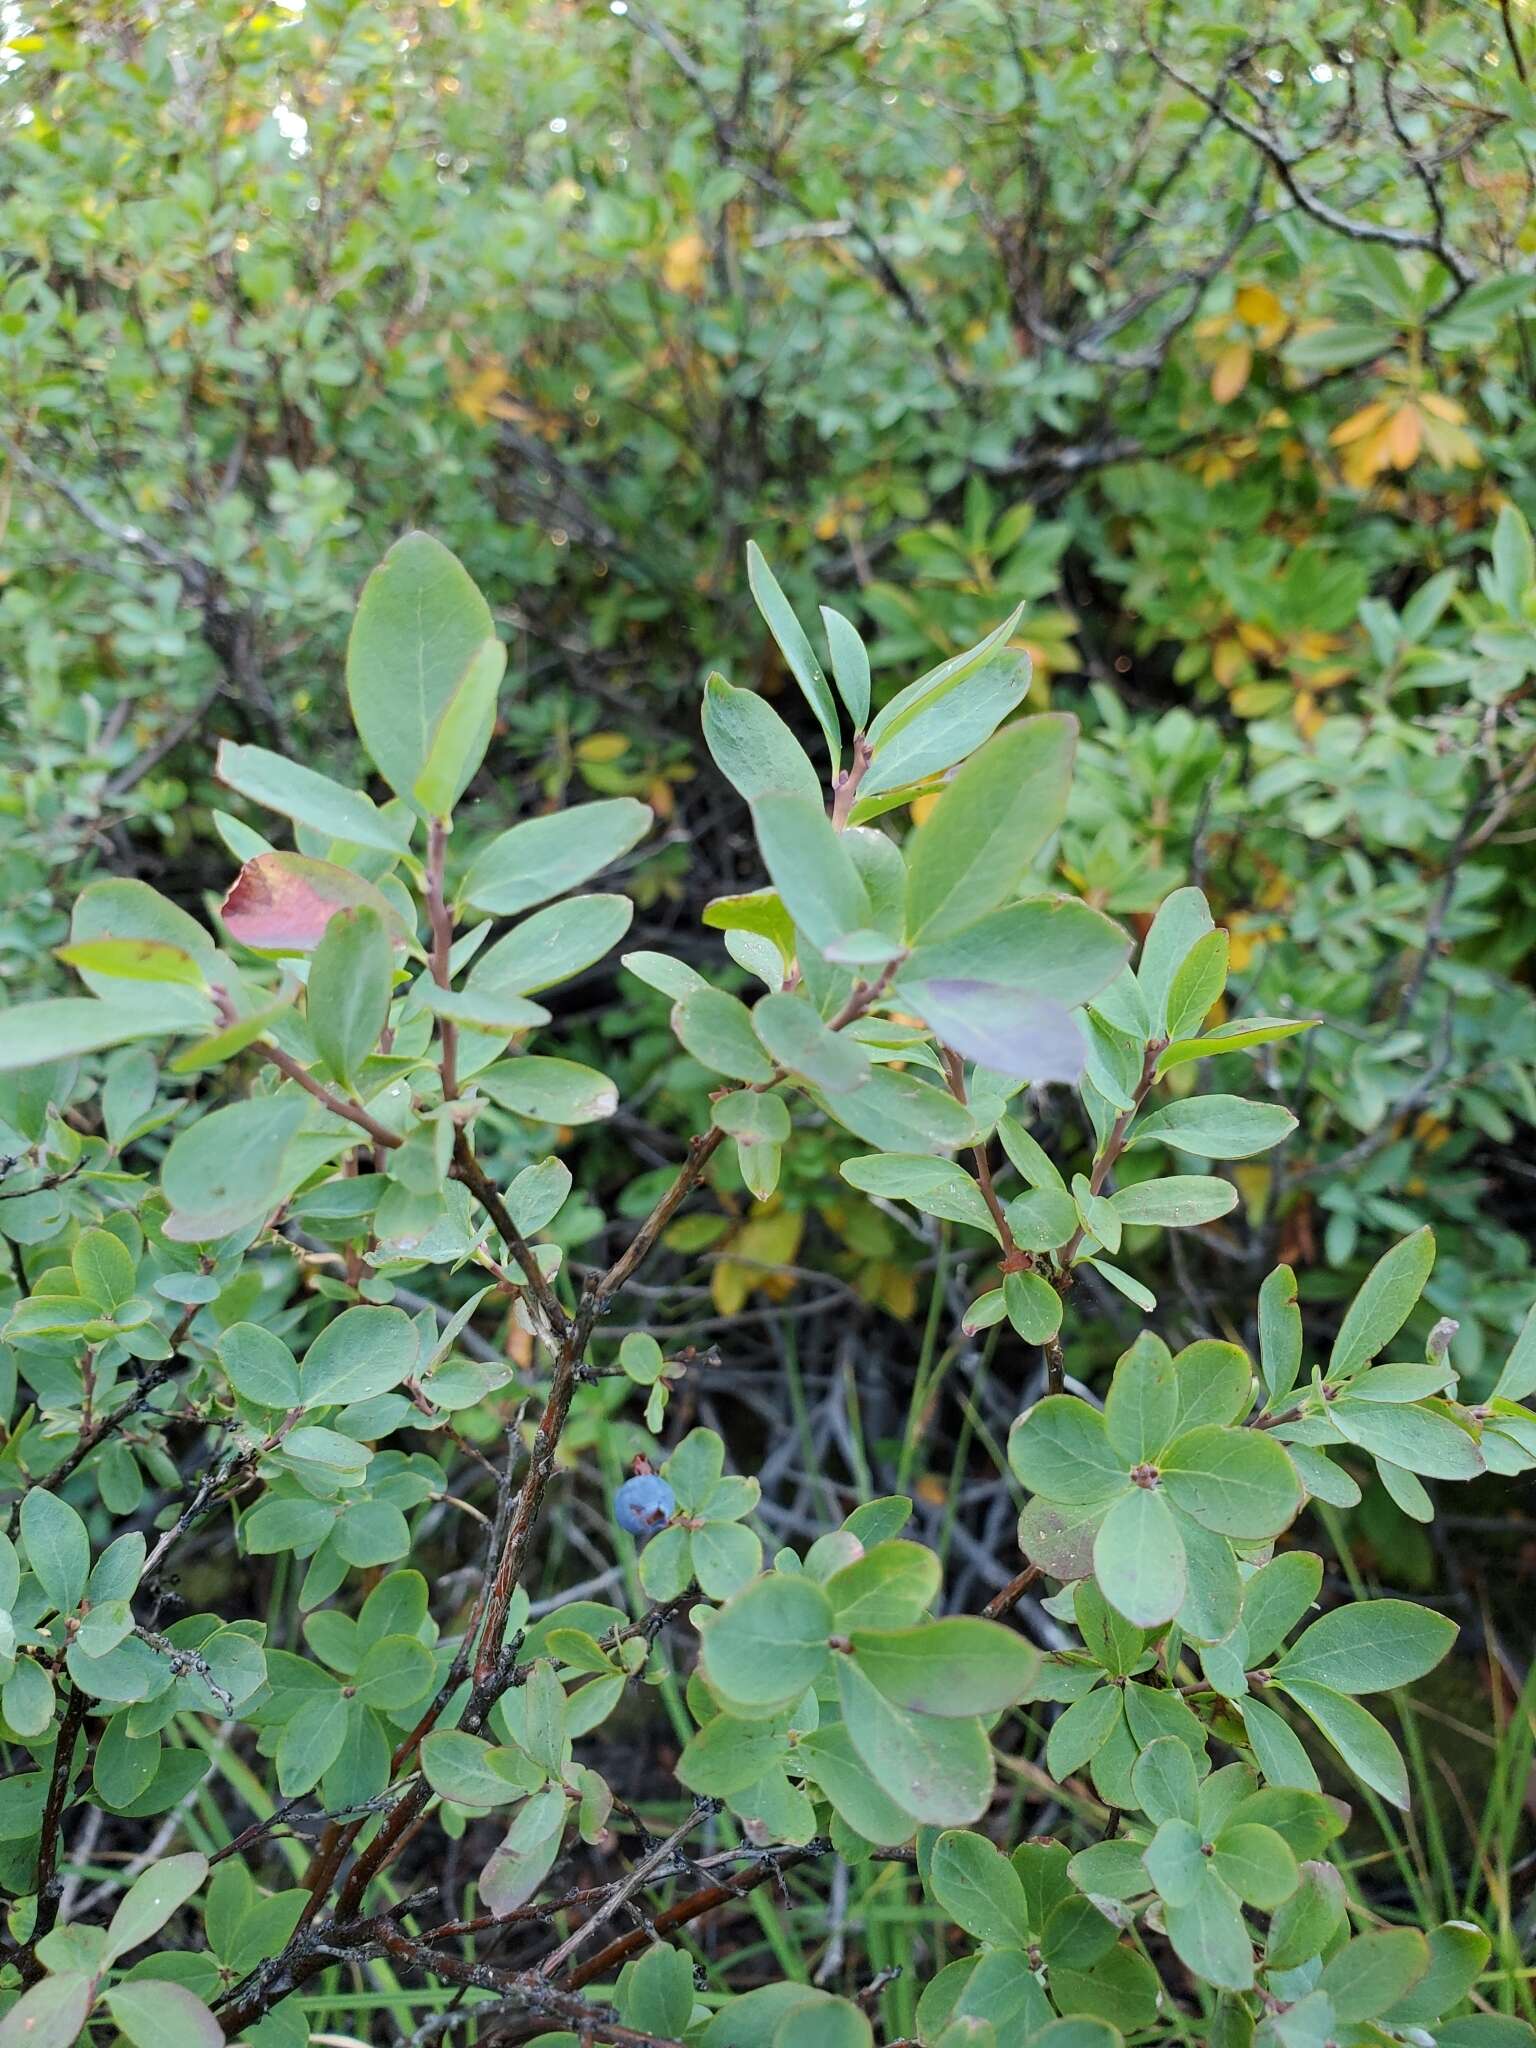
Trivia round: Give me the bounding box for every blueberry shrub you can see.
[0,537,1530,2046]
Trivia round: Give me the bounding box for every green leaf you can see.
[713,1089,791,1144]
[898,982,1087,1085]
[1265,1859,1348,1970]
[1275,1678,1409,1808]
[219,1324,302,1409]
[753,992,870,1095]
[1210,1821,1297,1910]
[1093,1487,1186,1628]
[1136,888,1215,1031]
[300,1306,417,1407]
[834,1655,993,1825]
[1240,1551,1323,1663]
[346,532,505,819]
[902,717,1078,940]
[1320,1929,1430,2022]
[1004,1188,1078,1252]
[1104,1335,1179,1464]
[469,895,635,1000]
[1328,1228,1436,1378]
[770,1997,873,2048]
[677,1713,790,1800]
[855,653,1034,809]
[702,1574,833,1718]
[1066,1838,1151,1903]
[848,1618,1039,1717]
[901,897,1128,1008]
[55,937,205,988]
[420,1730,535,1809]
[1165,929,1228,1041]
[215,742,410,854]
[825,1541,940,1631]
[478,1056,618,1124]
[930,1830,1030,1947]
[1027,2023,1123,2048]
[746,542,841,771]
[623,1942,696,2039]
[1327,1398,1483,1479]
[1156,1016,1315,1073]
[0,1976,95,2048]
[674,989,777,1084]
[459,800,651,917]
[1273,1599,1455,1694]
[1009,1398,1127,1509]
[277,1692,350,1796]
[1003,1269,1064,1344]
[1162,1869,1254,1991]
[1258,1265,1302,1405]
[1131,1096,1296,1161]
[105,1849,208,1960]
[821,607,871,729]
[105,1983,221,2048]
[1159,1427,1301,1538]
[1110,1177,1237,1227]
[840,1154,998,1236]
[1131,1736,1199,1825]
[21,1489,90,1615]
[1144,1817,1206,1905]
[701,674,823,807]
[0,996,203,1072]
[161,1094,308,1241]
[1045,1685,1122,1779]
[1493,1302,1536,1402]
[822,1067,979,1157]
[4,1658,55,1735]
[867,608,1026,749]
[308,906,393,1087]
[752,795,872,952]
[72,1227,136,1311]
[1384,1920,1491,2025]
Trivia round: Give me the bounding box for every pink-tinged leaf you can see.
[220,854,404,956]
[901,979,1087,1083]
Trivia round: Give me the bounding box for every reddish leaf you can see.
[220,853,403,955]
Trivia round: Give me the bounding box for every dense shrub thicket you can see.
[0,528,1532,2047]
[5,0,1536,1373]
[0,3,1534,2042]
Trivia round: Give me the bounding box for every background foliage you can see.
[1,0,1535,2040]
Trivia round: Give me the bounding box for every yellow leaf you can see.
[1212,636,1250,688]
[576,732,629,764]
[1418,410,1481,470]
[1419,391,1467,424]
[1329,401,1391,448]
[1236,622,1279,657]
[1235,284,1283,330]
[909,791,942,826]
[1293,690,1325,740]
[662,230,708,295]
[1210,342,1253,405]
[453,359,512,427]
[1386,403,1422,469]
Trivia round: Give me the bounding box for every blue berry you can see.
[615,1473,676,1536]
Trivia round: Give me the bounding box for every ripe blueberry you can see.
[615,1473,676,1536]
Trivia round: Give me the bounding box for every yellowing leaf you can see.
[662,231,708,295]
[576,733,630,764]
[1236,283,1284,332]
[1210,342,1253,405]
